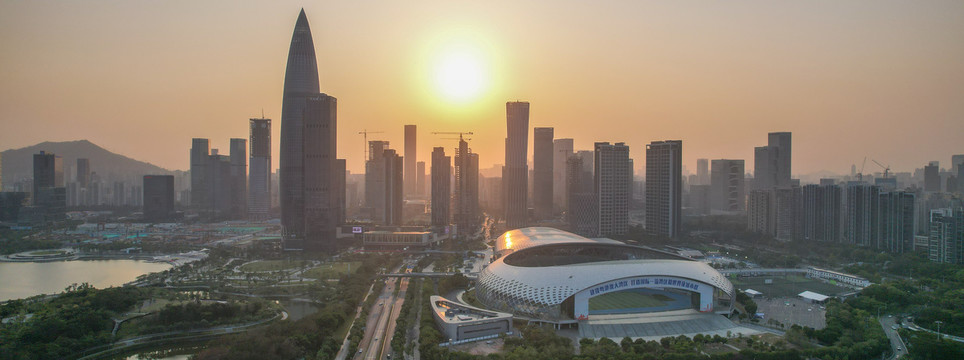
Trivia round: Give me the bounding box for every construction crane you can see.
[871,159,891,178]
[357,129,385,160]
[857,157,867,181]
[431,131,474,141]
[439,137,472,142]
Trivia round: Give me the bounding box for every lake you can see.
[0,259,172,301]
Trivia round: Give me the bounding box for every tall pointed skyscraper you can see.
[281,10,338,252]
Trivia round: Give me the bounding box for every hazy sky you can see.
[1,1,962,177]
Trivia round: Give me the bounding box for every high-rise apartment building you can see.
[143,175,175,222]
[567,155,597,236]
[533,127,554,220]
[553,138,574,212]
[431,147,451,228]
[928,208,963,264]
[280,10,338,252]
[879,191,915,253]
[335,159,346,225]
[801,183,841,242]
[747,190,771,234]
[249,118,271,220]
[595,142,631,237]
[843,182,880,247]
[503,101,529,229]
[405,125,417,196]
[645,140,682,238]
[710,159,745,212]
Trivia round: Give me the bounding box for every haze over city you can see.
[2,0,962,175]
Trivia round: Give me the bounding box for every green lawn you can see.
[730,275,850,297]
[303,262,362,280]
[28,249,68,256]
[240,260,311,272]
[589,291,671,311]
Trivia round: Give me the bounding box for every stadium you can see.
[475,227,735,325]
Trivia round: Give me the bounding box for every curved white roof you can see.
[495,227,624,256]
[479,228,734,317]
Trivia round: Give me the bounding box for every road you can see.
[378,278,409,359]
[355,267,412,360]
[879,316,907,359]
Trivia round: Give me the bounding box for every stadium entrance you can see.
[572,276,714,320]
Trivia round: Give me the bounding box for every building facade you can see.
[431,147,451,229]
[595,142,631,237]
[645,140,682,238]
[249,118,271,220]
[710,159,745,212]
[533,127,554,220]
[503,101,529,229]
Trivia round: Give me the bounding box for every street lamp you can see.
[935,321,943,341]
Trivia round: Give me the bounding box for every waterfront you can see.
[0,260,172,301]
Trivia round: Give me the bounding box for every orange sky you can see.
[1,1,963,177]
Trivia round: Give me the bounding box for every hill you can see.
[1,140,172,187]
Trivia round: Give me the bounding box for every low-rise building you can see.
[806,267,871,288]
[430,296,513,343]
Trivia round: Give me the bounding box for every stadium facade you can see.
[476,227,735,324]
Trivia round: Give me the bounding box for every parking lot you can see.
[754,297,827,330]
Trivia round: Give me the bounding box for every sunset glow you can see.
[432,43,489,104]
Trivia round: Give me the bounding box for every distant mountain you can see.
[1,140,172,187]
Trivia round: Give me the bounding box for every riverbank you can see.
[0,249,208,267]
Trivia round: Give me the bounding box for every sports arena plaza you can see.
[471,228,749,339]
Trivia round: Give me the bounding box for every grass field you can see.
[730,275,849,297]
[240,260,311,272]
[302,262,362,279]
[589,291,672,311]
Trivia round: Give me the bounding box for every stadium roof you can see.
[798,291,830,302]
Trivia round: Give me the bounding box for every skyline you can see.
[2,1,963,176]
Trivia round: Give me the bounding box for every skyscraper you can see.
[249,118,271,220]
[76,158,90,188]
[710,159,745,212]
[229,138,247,219]
[454,137,479,235]
[533,127,554,220]
[365,140,390,223]
[143,175,175,222]
[383,149,403,225]
[416,161,426,197]
[753,132,792,190]
[645,140,682,238]
[32,151,65,220]
[768,132,792,188]
[405,124,417,196]
[32,151,62,204]
[190,138,210,208]
[503,101,529,229]
[280,10,338,252]
[924,161,940,192]
[553,138,573,212]
[595,142,631,237]
[696,158,709,186]
[431,147,451,228]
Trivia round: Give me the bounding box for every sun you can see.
[433,43,488,103]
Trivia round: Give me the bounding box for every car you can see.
[897,347,902,351]
[892,325,898,330]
